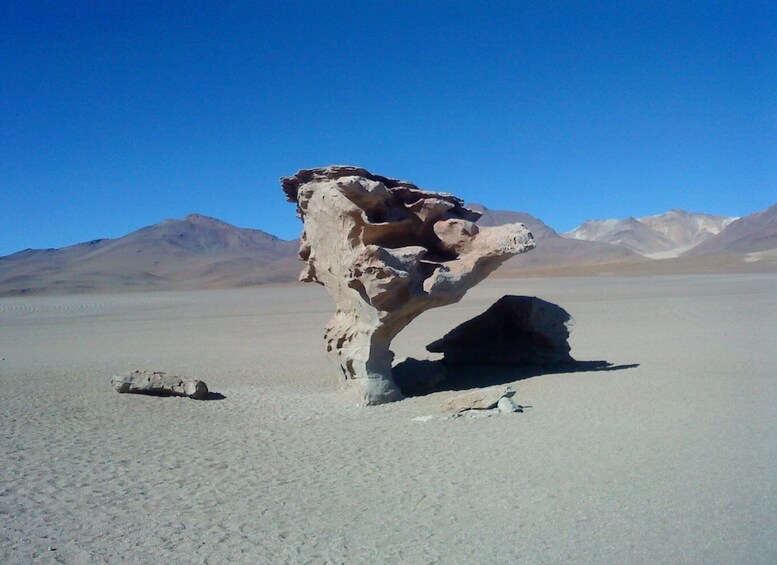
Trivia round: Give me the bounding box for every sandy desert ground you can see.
[1,274,776,564]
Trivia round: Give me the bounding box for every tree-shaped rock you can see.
[282,166,535,404]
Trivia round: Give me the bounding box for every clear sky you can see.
[2,1,775,255]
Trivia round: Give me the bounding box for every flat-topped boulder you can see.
[427,295,575,366]
[282,166,535,404]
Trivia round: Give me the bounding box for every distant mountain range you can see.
[470,205,643,269]
[1,204,775,296]
[563,209,737,258]
[0,214,300,296]
[685,204,777,257]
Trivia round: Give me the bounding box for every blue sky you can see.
[2,1,775,255]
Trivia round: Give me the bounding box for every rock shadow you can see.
[392,294,639,397]
[118,390,227,401]
[393,358,640,397]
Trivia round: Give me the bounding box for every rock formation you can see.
[443,386,521,413]
[412,387,523,421]
[427,295,575,366]
[111,371,209,400]
[282,166,535,405]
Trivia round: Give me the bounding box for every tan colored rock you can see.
[111,371,209,400]
[443,386,517,413]
[282,166,535,404]
[497,396,524,413]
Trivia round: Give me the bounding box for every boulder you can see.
[427,295,575,366]
[443,386,517,413]
[282,166,534,405]
[111,371,209,400]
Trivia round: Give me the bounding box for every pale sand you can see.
[1,274,776,563]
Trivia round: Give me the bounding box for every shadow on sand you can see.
[393,358,640,397]
[122,390,227,401]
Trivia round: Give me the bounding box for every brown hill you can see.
[0,214,301,296]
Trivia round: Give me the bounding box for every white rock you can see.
[497,396,523,413]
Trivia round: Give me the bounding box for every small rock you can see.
[443,386,515,413]
[111,371,209,400]
[497,396,523,413]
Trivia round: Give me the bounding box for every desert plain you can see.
[1,271,776,564]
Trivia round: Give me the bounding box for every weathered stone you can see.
[428,295,575,366]
[443,386,516,413]
[111,371,209,400]
[283,166,534,405]
[497,396,523,413]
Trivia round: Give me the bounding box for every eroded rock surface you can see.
[282,166,535,404]
[443,386,518,413]
[111,371,209,400]
[427,295,575,366]
[412,387,523,421]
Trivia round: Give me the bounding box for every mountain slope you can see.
[685,204,777,256]
[469,205,559,240]
[589,217,677,256]
[0,214,301,296]
[469,205,644,269]
[639,209,736,248]
[564,209,736,257]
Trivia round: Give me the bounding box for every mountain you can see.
[0,206,646,296]
[564,209,736,257]
[0,214,301,296]
[4,204,772,297]
[569,216,677,256]
[640,209,737,248]
[469,205,644,269]
[685,204,777,257]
